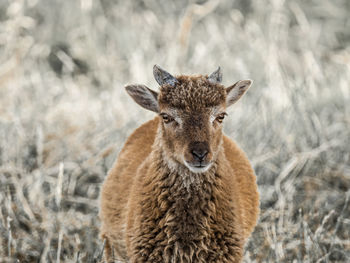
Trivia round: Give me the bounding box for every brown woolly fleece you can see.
[99,73,259,263]
[159,75,226,109]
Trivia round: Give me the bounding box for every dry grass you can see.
[0,0,349,262]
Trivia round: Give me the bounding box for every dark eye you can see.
[160,113,174,124]
[215,113,227,123]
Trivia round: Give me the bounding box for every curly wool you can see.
[158,75,226,110]
[127,147,244,263]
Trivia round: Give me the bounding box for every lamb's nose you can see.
[190,141,209,161]
[192,149,208,161]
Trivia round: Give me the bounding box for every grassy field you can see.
[0,0,349,262]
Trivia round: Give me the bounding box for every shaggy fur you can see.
[159,75,226,109]
[99,69,259,263]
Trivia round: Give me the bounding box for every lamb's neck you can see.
[148,150,227,250]
[151,151,218,193]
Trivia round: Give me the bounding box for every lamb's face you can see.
[125,65,252,174]
[158,104,226,173]
[158,75,227,173]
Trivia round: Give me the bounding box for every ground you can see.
[0,0,349,262]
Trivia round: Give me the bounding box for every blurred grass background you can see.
[0,0,349,262]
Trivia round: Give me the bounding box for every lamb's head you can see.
[126,65,252,173]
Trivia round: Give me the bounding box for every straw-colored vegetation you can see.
[0,0,349,262]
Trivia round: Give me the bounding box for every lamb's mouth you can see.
[184,161,212,173]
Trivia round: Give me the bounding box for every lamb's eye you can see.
[215,113,227,123]
[160,113,174,124]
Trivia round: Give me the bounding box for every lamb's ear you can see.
[226,80,252,107]
[125,84,159,113]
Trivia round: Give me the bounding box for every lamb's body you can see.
[100,118,259,262]
[100,66,259,262]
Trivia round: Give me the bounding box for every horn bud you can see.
[153,65,178,87]
[208,67,222,84]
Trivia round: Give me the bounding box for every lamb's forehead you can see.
[158,75,226,110]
